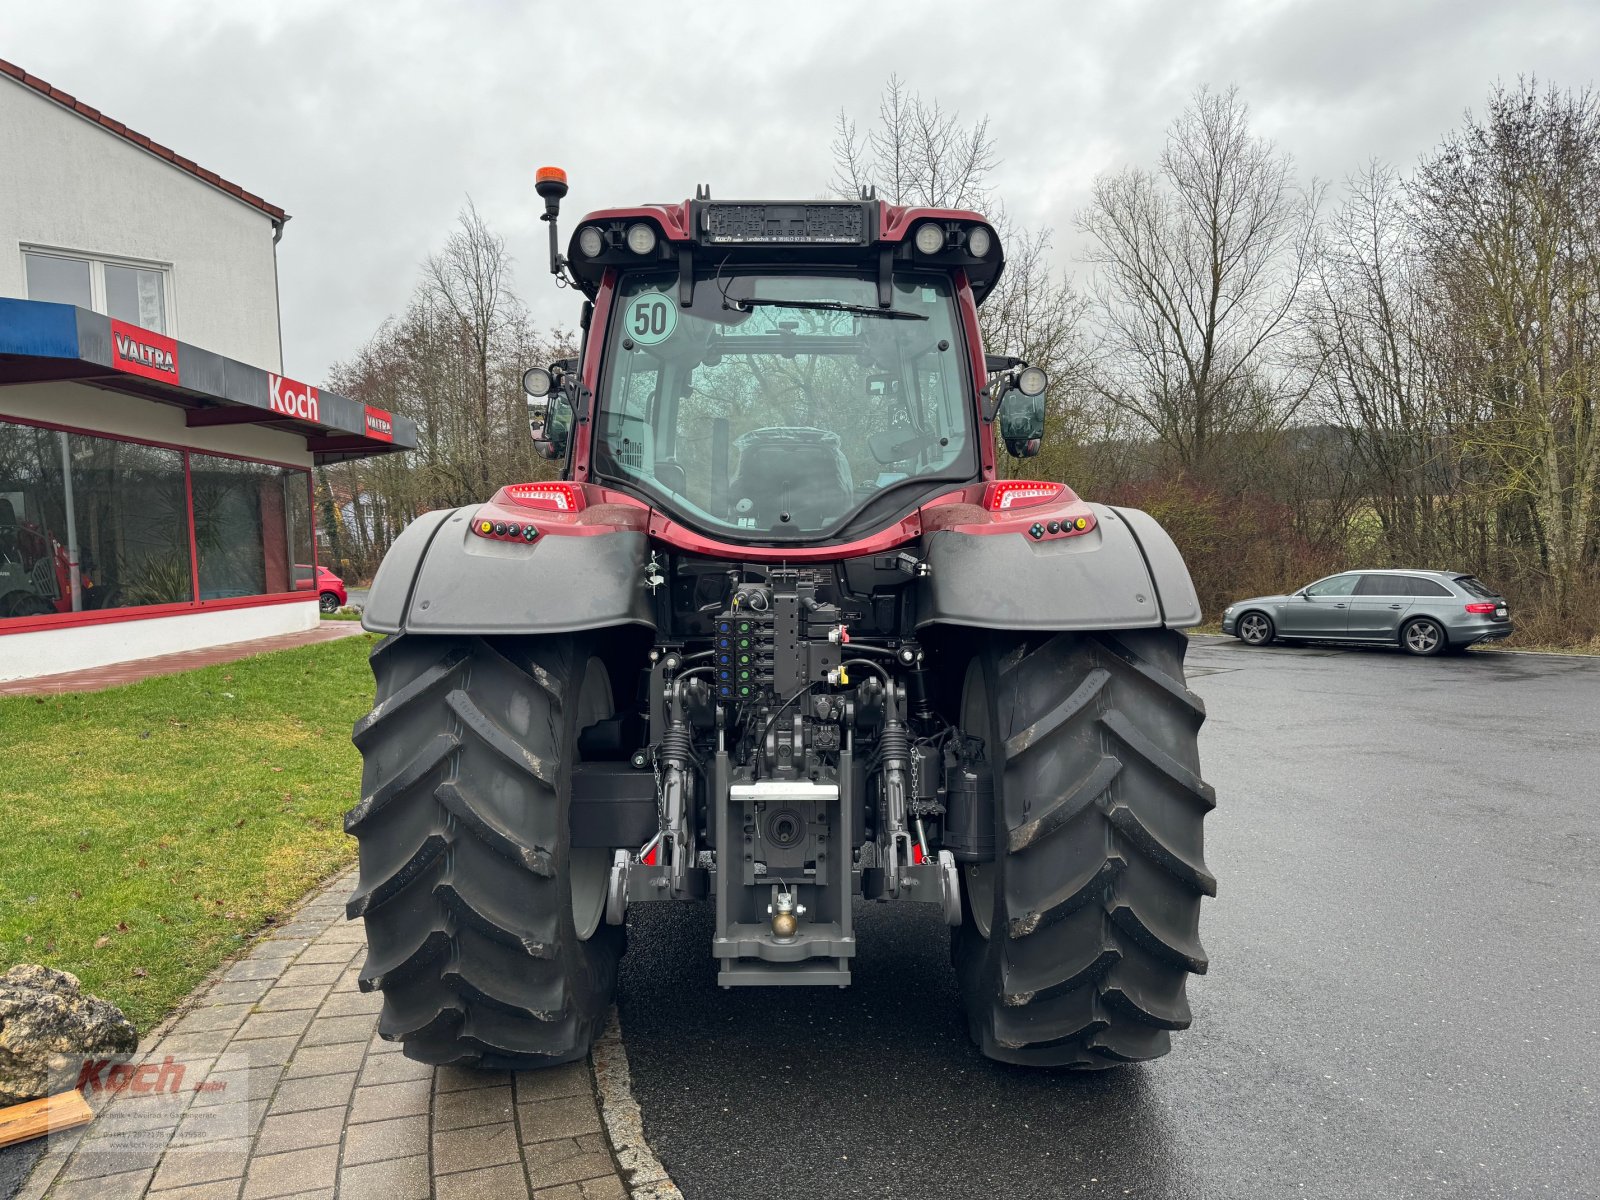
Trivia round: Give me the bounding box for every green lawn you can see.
[0,634,377,1032]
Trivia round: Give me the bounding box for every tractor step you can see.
[717,960,851,988]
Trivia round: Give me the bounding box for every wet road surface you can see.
[617,638,1600,1199]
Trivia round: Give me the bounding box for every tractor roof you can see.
[564,197,1005,305]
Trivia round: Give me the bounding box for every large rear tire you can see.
[345,633,623,1069]
[953,629,1215,1068]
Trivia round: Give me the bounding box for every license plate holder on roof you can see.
[701,203,869,245]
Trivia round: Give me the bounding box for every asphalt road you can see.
[617,637,1600,1200]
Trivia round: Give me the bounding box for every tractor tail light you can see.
[982,481,1067,511]
[504,482,587,512]
[1464,602,1498,614]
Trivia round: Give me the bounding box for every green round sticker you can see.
[625,291,677,346]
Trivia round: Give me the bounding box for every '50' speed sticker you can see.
[625,292,677,346]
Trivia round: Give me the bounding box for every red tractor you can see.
[350,171,1215,1070]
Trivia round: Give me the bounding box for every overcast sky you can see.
[5,0,1598,382]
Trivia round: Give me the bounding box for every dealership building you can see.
[0,58,413,681]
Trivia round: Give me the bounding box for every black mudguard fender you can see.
[361,506,655,636]
[913,504,1201,633]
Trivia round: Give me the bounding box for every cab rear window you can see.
[1455,576,1499,599]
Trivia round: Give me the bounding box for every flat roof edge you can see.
[0,298,413,461]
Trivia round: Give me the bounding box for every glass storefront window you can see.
[0,423,72,618]
[191,453,311,600]
[0,418,312,625]
[66,435,191,609]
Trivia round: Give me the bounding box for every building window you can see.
[22,250,170,335]
[191,453,311,600]
[0,417,311,626]
[103,262,168,333]
[23,253,92,311]
[67,435,192,609]
[0,422,72,618]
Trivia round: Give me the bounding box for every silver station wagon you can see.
[1221,570,1513,656]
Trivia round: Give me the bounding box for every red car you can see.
[294,564,347,613]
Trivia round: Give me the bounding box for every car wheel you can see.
[1237,612,1274,646]
[1402,618,1446,656]
[319,591,340,613]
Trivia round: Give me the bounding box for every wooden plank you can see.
[0,1090,94,1149]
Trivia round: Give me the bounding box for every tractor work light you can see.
[913,222,946,255]
[577,227,605,258]
[626,223,658,255]
[966,226,993,258]
[1017,366,1049,397]
[522,366,554,397]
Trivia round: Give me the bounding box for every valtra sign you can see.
[110,319,180,384]
[268,374,319,422]
[364,405,394,443]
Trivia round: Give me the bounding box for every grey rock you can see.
[0,964,138,1103]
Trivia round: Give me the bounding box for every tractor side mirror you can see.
[997,367,1048,458]
[524,365,575,461]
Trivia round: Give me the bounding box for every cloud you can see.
[5,0,1596,379]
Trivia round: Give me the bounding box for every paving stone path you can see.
[22,869,643,1200]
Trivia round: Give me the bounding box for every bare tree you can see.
[1078,86,1322,477]
[830,74,998,210]
[1412,80,1600,610]
[1309,161,1459,563]
[317,205,574,581]
[424,198,521,497]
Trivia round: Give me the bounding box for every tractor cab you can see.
[521,172,1048,549]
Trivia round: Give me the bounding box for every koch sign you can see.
[268,374,319,422]
[364,405,394,442]
[110,320,180,384]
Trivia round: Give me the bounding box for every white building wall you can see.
[0,600,319,682]
[0,78,283,372]
[0,381,313,467]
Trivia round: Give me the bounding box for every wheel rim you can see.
[320,593,338,612]
[960,658,997,940]
[1241,614,1267,643]
[570,658,613,941]
[1407,622,1439,653]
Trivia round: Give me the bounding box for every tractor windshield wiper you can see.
[728,297,928,321]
